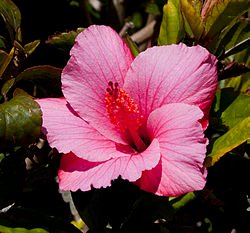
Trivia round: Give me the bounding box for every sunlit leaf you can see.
[24,40,40,56]
[201,0,250,41]
[45,28,84,53]
[180,0,204,40]
[170,192,196,211]
[70,219,85,231]
[224,34,250,59]
[209,18,241,54]
[205,117,250,167]
[234,46,250,67]
[124,34,140,57]
[190,0,203,14]
[225,74,250,94]
[204,218,213,232]
[158,0,184,45]
[213,20,250,57]
[0,41,27,82]
[0,225,49,233]
[179,0,202,39]
[0,0,21,41]
[0,94,42,147]
[221,94,250,129]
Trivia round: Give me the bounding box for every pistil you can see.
[105,81,145,151]
[128,127,147,152]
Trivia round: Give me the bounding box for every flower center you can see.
[105,81,146,152]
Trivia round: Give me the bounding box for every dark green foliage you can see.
[0,0,249,232]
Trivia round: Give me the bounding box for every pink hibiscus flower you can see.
[36,25,217,196]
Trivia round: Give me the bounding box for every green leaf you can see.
[146,2,161,15]
[224,38,250,58]
[13,88,31,97]
[46,28,84,53]
[224,74,250,94]
[213,88,240,113]
[0,153,4,162]
[121,194,172,233]
[15,65,62,98]
[209,16,249,54]
[213,20,250,57]
[218,62,250,80]
[131,12,143,28]
[221,94,250,129]
[72,189,110,231]
[182,12,193,39]
[181,0,203,39]
[1,78,15,99]
[158,0,185,45]
[0,0,21,42]
[234,46,250,68]
[0,41,26,83]
[0,47,14,80]
[0,49,8,69]
[205,117,250,167]
[0,94,42,147]
[180,0,204,40]
[0,35,7,49]
[190,0,203,14]
[201,0,250,41]
[0,206,82,233]
[170,192,196,211]
[24,40,40,56]
[124,34,140,57]
[0,225,49,233]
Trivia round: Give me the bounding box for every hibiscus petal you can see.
[137,103,207,196]
[62,25,133,144]
[58,139,161,191]
[124,43,217,128]
[36,97,130,162]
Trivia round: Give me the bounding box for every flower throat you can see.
[105,81,146,152]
